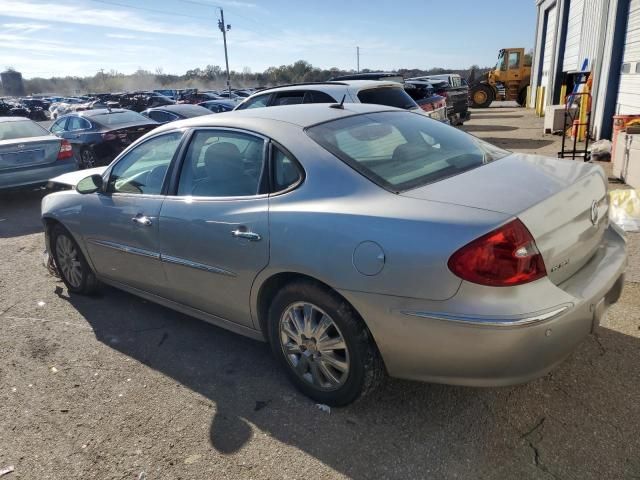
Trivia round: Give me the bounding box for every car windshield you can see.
[0,120,49,141]
[92,111,151,126]
[306,111,509,192]
[357,87,418,110]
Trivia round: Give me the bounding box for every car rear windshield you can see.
[306,111,509,192]
[0,120,49,141]
[92,111,151,126]
[357,87,418,110]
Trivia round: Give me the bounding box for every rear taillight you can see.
[57,139,73,160]
[448,219,547,287]
[102,132,117,141]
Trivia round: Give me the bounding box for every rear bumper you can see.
[0,159,77,190]
[339,226,627,386]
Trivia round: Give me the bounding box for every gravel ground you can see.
[1,105,639,479]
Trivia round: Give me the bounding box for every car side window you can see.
[272,146,302,191]
[236,93,271,110]
[50,118,66,134]
[303,91,337,103]
[107,132,183,195]
[273,91,305,106]
[67,117,91,131]
[177,130,265,197]
[148,111,171,123]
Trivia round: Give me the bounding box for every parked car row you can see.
[0,97,49,121]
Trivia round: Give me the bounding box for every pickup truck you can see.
[407,74,470,125]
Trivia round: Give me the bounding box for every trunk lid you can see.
[401,153,609,284]
[110,122,157,145]
[0,136,62,171]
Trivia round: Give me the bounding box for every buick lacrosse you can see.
[42,103,626,405]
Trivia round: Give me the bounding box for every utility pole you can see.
[218,9,232,98]
[357,46,360,73]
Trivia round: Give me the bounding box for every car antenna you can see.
[330,95,346,109]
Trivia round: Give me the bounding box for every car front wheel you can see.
[50,224,98,295]
[268,281,384,406]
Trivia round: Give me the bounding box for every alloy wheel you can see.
[55,234,83,288]
[80,149,96,169]
[279,302,350,391]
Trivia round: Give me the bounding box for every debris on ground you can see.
[315,403,331,414]
[254,400,271,411]
[137,472,146,480]
[50,366,58,373]
[0,465,15,477]
[590,139,612,162]
[609,189,640,232]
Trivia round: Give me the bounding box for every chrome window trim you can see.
[160,254,236,277]
[88,239,160,260]
[401,304,573,328]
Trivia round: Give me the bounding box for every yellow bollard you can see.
[535,86,542,116]
[578,84,590,141]
[560,84,567,105]
[540,87,546,116]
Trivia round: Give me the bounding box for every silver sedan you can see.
[41,103,626,405]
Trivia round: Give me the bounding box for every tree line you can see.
[18,60,490,95]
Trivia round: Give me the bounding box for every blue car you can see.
[0,117,76,190]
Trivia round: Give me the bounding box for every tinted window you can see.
[177,130,265,197]
[273,91,305,106]
[92,111,151,126]
[304,91,337,103]
[273,147,302,191]
[0,120,50,141]
[357,87,418,110]
[108,132,183,195]
[622,63,631,74]
[148,111,174,123]
[236,94,271,110]
[67,116,91,131]
[307,111,509,192]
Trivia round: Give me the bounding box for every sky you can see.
[0,0,537,79]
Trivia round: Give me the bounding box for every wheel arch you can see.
[253,271,375,346]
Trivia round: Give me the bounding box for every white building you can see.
[530,0,639,139]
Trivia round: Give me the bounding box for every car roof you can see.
[152,103,401,134]
[254,80,404,95]
[146,104,210,116]
[0,116,32,123]
[76,108,130,117]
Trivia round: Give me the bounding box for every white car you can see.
[234,80,448,123]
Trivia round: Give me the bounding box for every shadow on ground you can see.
[56,281,640,479]
[469,115,524,120]
[462,125,519,133]
[0,189,48,238]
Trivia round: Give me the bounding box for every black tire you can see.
[79,148,98,169]
[267,280,385,406]
[471,84,494,108]
[50,224,99,295]
[517,87,528,107]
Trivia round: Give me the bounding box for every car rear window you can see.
[306,111,509,192]
[92,111,151,126]
[357,87,418,110]
[0,120,49,141]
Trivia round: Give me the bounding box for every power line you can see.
[88,0,208,21]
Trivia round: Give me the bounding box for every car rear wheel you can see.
[50,224,98,295]
[267,281,384,406]
[80,148,97,169]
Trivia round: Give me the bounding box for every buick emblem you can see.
[590,200,599,226]
[17,144,25,150]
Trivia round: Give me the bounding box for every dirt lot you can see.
[1,105,639,479]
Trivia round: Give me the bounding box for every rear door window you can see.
[67,117,91,131]
[357,87,418,110]
[272,91,305,106]
[303,91,337,103]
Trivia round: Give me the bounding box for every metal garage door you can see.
[541,5,558,105]
[617,0,640,114]
[563,0,584,72]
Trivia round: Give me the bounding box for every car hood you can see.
[400,152,598,215]
[48,166,107,187]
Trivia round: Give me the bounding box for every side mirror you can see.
[76,174,103,194]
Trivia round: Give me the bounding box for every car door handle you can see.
[231,229,261,241]
[132,215,153,226]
